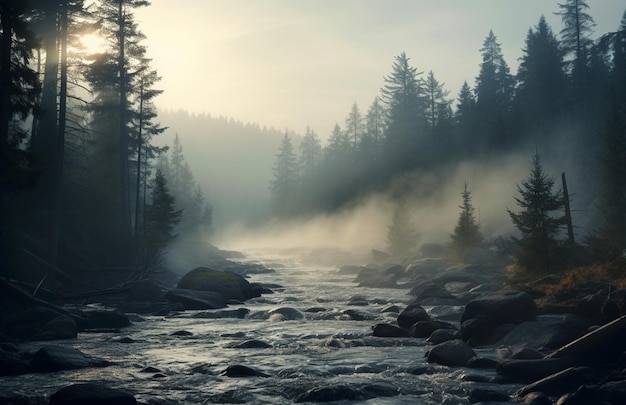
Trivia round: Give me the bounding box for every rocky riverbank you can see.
[354,251,626,404]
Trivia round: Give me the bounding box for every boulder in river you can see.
[165,288,228,310]
[461,290,536,326]
[397,303,431,329]
[49,383,136,405]
[372,323,409,338]
[425,339,477,367]
[30,345,111,372]
[177,266,260,301]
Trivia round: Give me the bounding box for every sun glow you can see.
[79,33,107,55]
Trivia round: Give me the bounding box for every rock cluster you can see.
[362,254,626,404]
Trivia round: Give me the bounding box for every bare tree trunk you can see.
[562,172,575,244]
[134,79,144,260]
[50,0,69,266]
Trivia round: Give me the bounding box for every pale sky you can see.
[134,0,625,139]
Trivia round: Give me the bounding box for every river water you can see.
[1,249,523,404]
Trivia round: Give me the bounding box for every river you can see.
[1,248,523,404]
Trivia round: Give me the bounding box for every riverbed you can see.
[0,249,523,404]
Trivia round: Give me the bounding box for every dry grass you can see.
[533,259,626,296]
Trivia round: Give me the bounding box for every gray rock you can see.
[30,345,111,372]
[40,315,77,340]
[372,323,409,338]
[497,314,591,351]
[409,320,455,338]
[427,328,457,344]
[177,267,260,301]
[426,339,477,367]
[49,383,136,405]
[461,290,537,325]
[165,288,227,310]
[397,303,431,329]
[267,307,305,321]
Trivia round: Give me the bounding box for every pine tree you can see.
[515,16,567,147]
[449,181,483,262]
[269,133,299,217]
[474,30,514,152]
[144,169,181,256]
[380,52,426,172]
[344,101,364,150]
[508,153,566,275]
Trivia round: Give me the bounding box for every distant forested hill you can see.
[157,109,291,231]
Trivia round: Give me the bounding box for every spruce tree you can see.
[449,181,483,262]
[144,169,181,256]
[508,153,566,275]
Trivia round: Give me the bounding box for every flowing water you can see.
[1,249,523,404]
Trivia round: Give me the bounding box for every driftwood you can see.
[547,315,626,364]
[0,277,73,315]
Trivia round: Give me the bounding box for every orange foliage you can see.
[533,259,626,296]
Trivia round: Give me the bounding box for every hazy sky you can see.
[134,0,625,139]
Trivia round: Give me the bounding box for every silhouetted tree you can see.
[344,101,364,151]
[144,169,181,256]
[380,52,426,172]
[449,181,483,262]
[270,133,299,217]
[508,153,566,275]
[365,97,385,162]
[474,30,514,152]
[454,81,476,156]
[515,16,567,149]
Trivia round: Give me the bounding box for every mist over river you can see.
[1,249,523,404]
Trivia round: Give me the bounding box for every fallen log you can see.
[547,315,626,364]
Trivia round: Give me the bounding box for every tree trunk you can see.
[50,0,69,266]
[562,172,575,244]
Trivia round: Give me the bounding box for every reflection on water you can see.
[1,250,521,404]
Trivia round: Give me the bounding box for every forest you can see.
[0,0,625,287]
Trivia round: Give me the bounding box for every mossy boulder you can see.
[177,267,260,302]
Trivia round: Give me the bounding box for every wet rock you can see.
[461,290,537,325]
[165,288,227,310]
[496,314,592,351]
[81,310,130,329]
[355,265,402,288]
[40,315,78,340]
[232,339,272,349]
[426,339,477,367]
[409,320,455,338]
[342,309,374,321]
[460,317,494,345]
[220,364,269,377]
[267,307,304,321]
[409,282,455,302]
[372,323,409,338]
[468,388,510,403]
[294,383,398,403]
[427,328,458,344]
[515,366,598,397]
[522,391,552,405]
[466,357,497,368]
[177,267,260,301]
[546,315,626,365]
[380,305,401,313]
[48,383,136,405]
[171,330,193,336]
[30,345,111,372]
[498,356,579,382]
[511,347,544,360]
[397,303,431,329]
[597,379,626,403]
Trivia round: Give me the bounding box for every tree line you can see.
[270,1,626,271]
[0,0,206,280]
